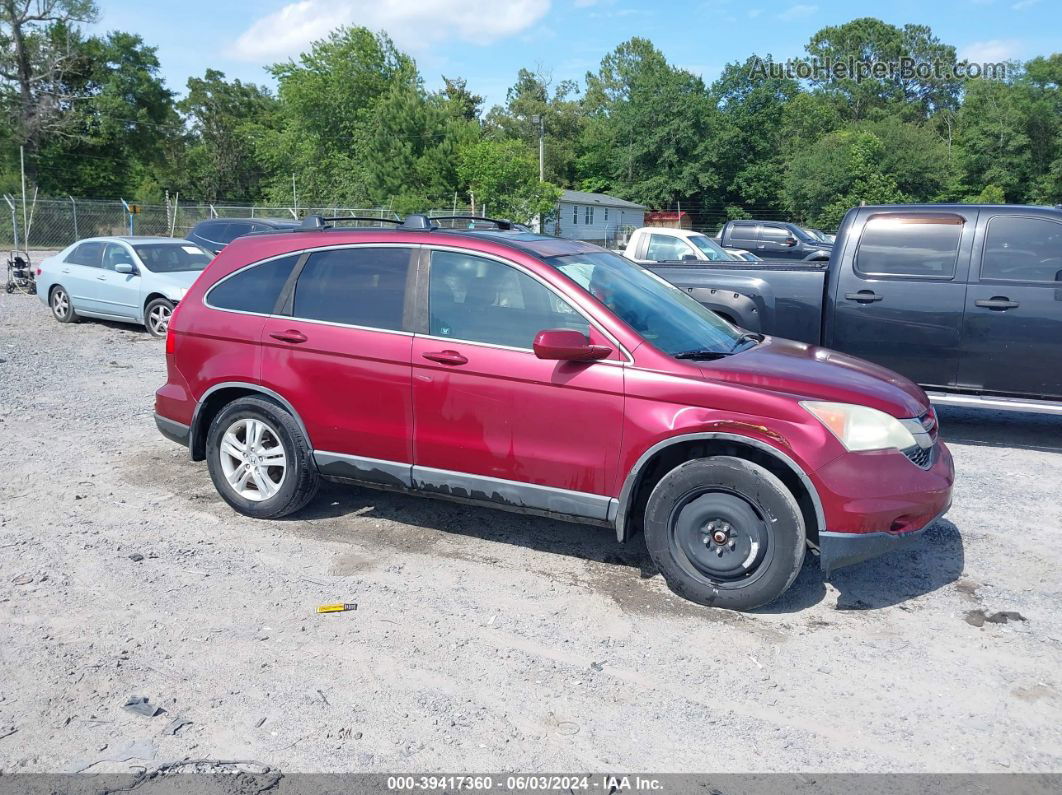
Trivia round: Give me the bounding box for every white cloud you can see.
[231,0,551,61]
[959,39,1023,62]
[1011,0,1040,10]
[776,4,818,21]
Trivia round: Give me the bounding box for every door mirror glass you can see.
[533,329,611,361]
[785,237,798,247]
[115,262,134,274]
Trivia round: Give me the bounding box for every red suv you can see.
[155,214,954,610]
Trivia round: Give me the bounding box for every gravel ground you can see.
[0,289,1060,774]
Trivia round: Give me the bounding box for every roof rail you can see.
[428,215,515,231]
[298,214,403,230]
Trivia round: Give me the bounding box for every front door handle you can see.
[269,329,308,344]
[61,268,70,274]
[845,290,884,303]
[97,275,107,281]
[974,297,1019,310]
[422,350,468,366]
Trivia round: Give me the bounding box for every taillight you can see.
[35,267,42,276]
[165,302,181,354]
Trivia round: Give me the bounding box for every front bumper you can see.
[155,413,190,448]
[817,501,951,576]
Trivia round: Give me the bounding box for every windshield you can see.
[687,234,733,262]
[134,243,211,273]
[545,251,745,356]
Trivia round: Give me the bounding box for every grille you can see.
[904,444,934,469]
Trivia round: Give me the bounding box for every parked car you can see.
[36,236,212,337]
[623,227,758,263]
[715,220,833,261]
[188,217,298,254]
[155,213,953,611]
[807,228,836,245]
[650,204,1062,412]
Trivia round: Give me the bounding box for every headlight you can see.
[801,401,917,452]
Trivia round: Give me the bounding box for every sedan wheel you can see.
[50,286,79,323]
[217,417,288,501]
[145,298,174,337]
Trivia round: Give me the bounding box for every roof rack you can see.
[298,214,403,230]
[428,215,515,231]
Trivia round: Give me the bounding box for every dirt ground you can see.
[0,289,1059,775]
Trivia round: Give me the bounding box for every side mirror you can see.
[533,329,612,362]
[785,237,798,247]
[681,253,698,261]
[115,262,134,274]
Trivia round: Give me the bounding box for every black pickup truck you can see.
[650,204,1062,411]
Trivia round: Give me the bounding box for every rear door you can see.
[259,245,416,484]
[61,241,105,312]
[958,213,1062,399]
[826,210,974,389]
[94,242,141,319]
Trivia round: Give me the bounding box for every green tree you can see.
[174,69,278,202]
[457,139,560,223]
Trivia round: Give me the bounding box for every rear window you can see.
[206,254,299,314]
[981,216,1062,284]
[855,214,963,279]
[68,241,104,267]
[292,247,411,331]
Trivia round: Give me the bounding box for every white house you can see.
[551,189,646,248]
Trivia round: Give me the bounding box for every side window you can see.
[102,243,134,271]
[603,207,609,222]
[585,206,594,225]
[729,223,758,244]
[221,223,252,243]
[428,251,588,349]
[292,247,411,330]
[196,222,226,243]
[981,216,1062,284]
[856,214,963,279]
[572,205,578,225]
[69,241,104,267]
[760,225,789,243]
[207,254,299,314]
[645,234,692,261]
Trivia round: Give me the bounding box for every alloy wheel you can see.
[52,289,70,320]
[148,303,172,335]
[217,418,287,501]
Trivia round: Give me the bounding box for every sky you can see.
[91,0,1062,108]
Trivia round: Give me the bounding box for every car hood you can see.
[147,270,202,294]
[696,337,929,419]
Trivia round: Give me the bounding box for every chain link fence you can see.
[0,196,500,254]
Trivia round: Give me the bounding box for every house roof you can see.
[559,189,645,210]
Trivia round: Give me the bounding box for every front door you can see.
[411,249,625,520]
[259,246,416,485]
[958,213,1062,399]
[94,242,141,319]
[826,210,974,390]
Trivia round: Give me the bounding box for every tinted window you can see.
[223,222,254,243]
[68,241,104,267]
[982,216,1062,283]
[429,251,588,349]
[760,225,789,242]
[207,254,299,314]
[134,243,211,273]
[646,234,694,261]
[194,222,227,243]
[728,223,758,242]
[856,214,963,278]
[103,243,134,271]
[293,247,411,330]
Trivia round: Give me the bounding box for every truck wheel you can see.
[206,397,319,519]
[643,456,805,611]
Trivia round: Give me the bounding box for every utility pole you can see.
[20,146,28,248]
[292,174,298,217]
[531,115,545,182]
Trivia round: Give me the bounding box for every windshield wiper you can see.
[731,332,764,351]
[673,349,733,360]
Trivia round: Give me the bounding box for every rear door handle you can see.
[422,350,468,366]
[845,291,884,303]
[974,298,1019,310]
[269,329,308,344]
